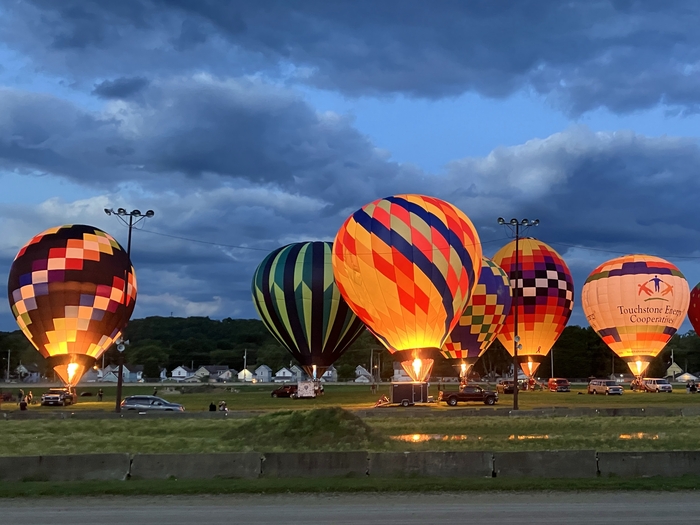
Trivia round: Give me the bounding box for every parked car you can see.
[271,384,297,398]
[587,379,624,395]
[497,380,514,394]
[642,378,673,393]
[438,385,498,406]
[41,387,76,406]
[548,378,571,392]
[120,395,185,411]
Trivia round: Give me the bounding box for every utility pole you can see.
[5,349,10,382]
[105,207,155,412]
[551,347,554,378]
[244,349,248,380]
[497,217,539,411]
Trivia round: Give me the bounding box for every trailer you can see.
[390,382,430,407]
[294,380,317,399]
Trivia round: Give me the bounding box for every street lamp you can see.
[105,207,154,412]
[497,217,539,410]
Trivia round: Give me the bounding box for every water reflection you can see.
[390,434,471,442]
[619,433,660,440]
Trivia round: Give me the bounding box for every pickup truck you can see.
[438,385,498,406]
[41,387,76,406]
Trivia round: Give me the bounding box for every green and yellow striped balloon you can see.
[252,242,365,377]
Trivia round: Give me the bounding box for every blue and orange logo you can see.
[638,275,674,301]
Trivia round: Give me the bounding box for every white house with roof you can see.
[321,365,338,383]
[159,368,168,381]
[238,368,255,382]
[122,364,144,383]
[194,365,230,382]
[392,362,412,382]
[290,364,306,381]
[171,366,194,382]
[274,367,294,382]
[255,365,273,383]
[355,365,373,383]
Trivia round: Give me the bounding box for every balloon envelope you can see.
[331,195,482,371]
[442,257,512,369]
[8,225,137,385]
[687,282,700,335]
[492,238,574,377]
[582,254,689,377]
[252,241,365,377]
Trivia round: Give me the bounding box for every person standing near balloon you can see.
[332,194,482,382]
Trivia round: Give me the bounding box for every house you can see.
[194,365,230,382]
[171,366,194,382]
[321,365,338,383]
[666,361,683,379]
[122,364,144,383]
[238,368,255,382]
[15,363,41,383]
[159,368,168,381]
[274,367,294,382]
[290,364,306,381]
[391,362,411,382]
[80,368,100,383]
[355,365,374,383]
[255,365,273,383]
[101,371,119,382]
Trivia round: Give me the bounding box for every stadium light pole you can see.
[497,217,539,411]
[105,207,155,412]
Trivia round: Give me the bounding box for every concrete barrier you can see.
[130,453,261,480]
[261,452,368,478]
[368,451,492,478]
[0,454,130,482]
[494,450,597,478]
[598,451,700,477]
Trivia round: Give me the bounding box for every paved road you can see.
[4,492,700,524]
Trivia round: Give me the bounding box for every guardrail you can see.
[2,450,700,481]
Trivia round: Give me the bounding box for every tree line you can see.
[1,316,698,381]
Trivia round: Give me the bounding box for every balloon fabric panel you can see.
[251,241,365,371]
[442,257,512,360]
[493,238,574,362]
[8,225,137,364]
[582,255,689,362]
[332,194,482,353]
[688,283,700,335]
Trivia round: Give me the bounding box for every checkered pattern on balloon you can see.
[7,225,137,385]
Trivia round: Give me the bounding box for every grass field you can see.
[3,408,700,456]
[4,382,700,412]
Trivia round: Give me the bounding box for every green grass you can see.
[5,382,700,413]
[2,409,700,455]
[3,476,700,498]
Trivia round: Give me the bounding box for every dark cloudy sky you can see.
[2,0,700,331]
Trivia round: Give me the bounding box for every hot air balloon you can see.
[687,283,700,335]
[332,194,482,382]
[492,238,574,378]
[441,257,512,381]
[252,241,365,379]
[582,254,689,378]
[8,225,137,386]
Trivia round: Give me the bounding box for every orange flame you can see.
[401,358,434,382]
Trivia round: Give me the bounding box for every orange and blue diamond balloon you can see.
[582,254,689,377]
[492,238,574,378]
[441,257,512,371]
[8,225,137,385]
[331,194,482,374]
[252,241,366,378]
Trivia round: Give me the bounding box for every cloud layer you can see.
[4,1,700,114]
